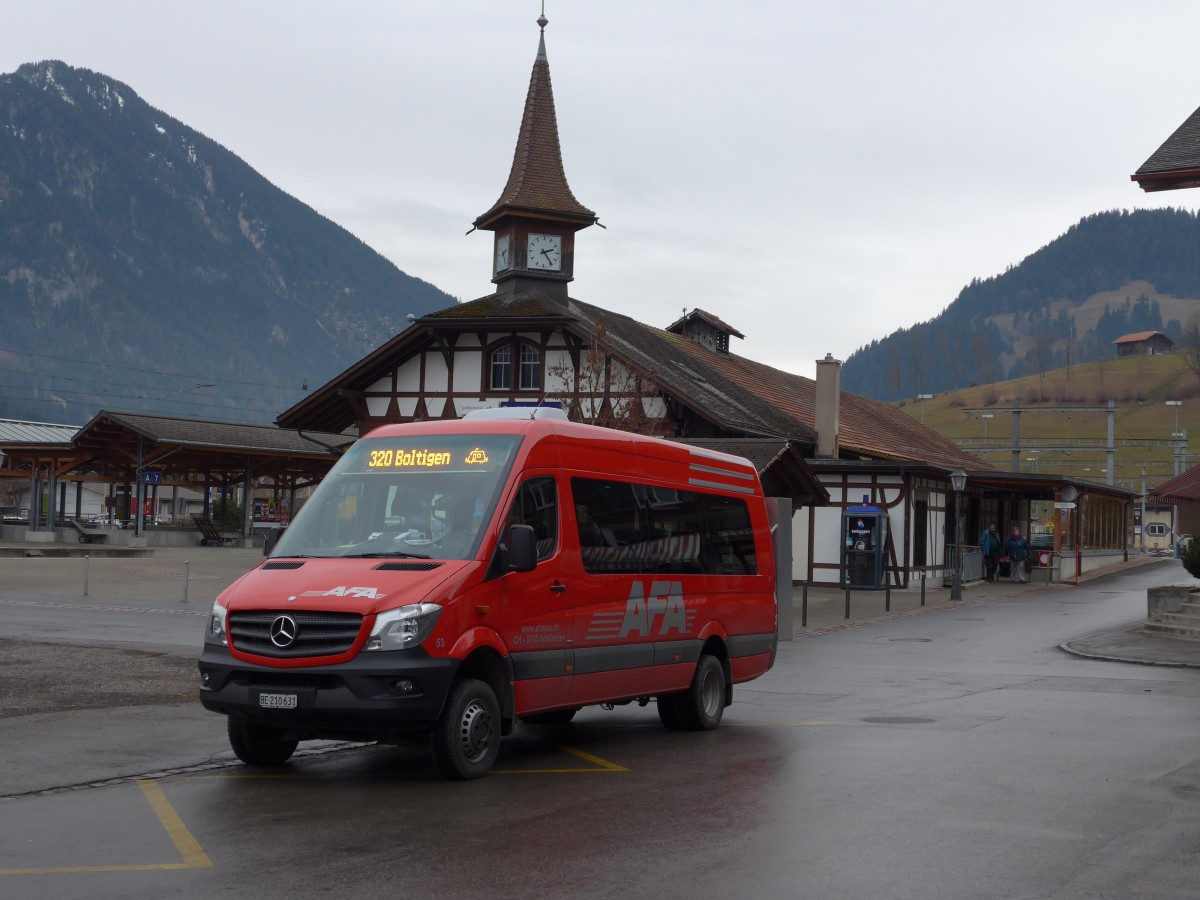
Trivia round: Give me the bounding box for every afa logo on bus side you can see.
[585,580,698,640]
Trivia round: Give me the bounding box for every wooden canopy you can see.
[1,410,351,491]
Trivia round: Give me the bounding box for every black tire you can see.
[519,707,578,726]
[432,678,501,780]
[677,654,726,731]
[657,694,685,731]
[227,719,299,766]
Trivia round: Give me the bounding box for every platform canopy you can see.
[0,410,352,491]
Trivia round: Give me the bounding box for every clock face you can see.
[526,233,562,271]
[494,235,510,273]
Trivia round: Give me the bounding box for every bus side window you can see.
[508,477,558,562]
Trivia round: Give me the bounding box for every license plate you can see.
[258,692,298,710]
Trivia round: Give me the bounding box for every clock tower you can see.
[473,12,597,302]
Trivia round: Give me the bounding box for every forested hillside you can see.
[0,61,456,424]
[842,209,1200,402]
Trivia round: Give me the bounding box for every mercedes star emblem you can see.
[270,614,298,648]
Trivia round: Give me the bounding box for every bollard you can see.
[844,584,850,620]
[885,570,891,612]
[83,553,90,597]
[802,581,808,628]
[183,560,190,603]
[920,569,926,606]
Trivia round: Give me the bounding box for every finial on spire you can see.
[537,3,549,62]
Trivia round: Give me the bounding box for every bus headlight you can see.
[365,603,442,651]
[205,599,229,646]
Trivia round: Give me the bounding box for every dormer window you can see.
[666,308,745,355]
[490,340,542,391]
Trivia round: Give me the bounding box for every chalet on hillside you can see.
[1113,331,1174,356]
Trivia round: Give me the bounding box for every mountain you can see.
[842,208,1200,402]
[0,60,456,424]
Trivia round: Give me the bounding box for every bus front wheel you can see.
[432,678,501,779]
[227,719,298,766]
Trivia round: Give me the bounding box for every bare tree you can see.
[545,321,669,435]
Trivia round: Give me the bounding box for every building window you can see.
[519,343,542,391]
[490,341,541,391]
[490,345,512,390]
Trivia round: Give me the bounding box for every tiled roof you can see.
[1112,331,1168,344]
[566,299,818,442]
[473,26,594,228]
[76,411,351,456]
[426,292,575,320]
[660,333,991,469]
[1150,466,1200,503]
[1133,104,1200,192]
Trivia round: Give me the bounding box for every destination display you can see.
[368,448,455,469]
[348,435,517,475]
[366,447,490,469]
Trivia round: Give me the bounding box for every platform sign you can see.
[142,470,164,485]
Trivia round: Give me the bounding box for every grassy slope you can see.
[898,351,1197,491]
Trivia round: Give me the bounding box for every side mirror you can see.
[506,524,537,573]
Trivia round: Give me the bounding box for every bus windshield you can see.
[271,434,522,560]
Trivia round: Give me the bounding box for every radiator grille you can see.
[229,610,362,658]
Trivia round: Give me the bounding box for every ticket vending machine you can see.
[841,502,888,589]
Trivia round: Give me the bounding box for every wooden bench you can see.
[192,514,237,546]
[69,518,109,544]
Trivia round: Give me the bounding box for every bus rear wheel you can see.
[684,654,727,730]
[432,678,501,780]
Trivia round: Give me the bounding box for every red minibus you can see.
[198,407,777,778]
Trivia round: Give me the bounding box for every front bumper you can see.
[197,645,458,741]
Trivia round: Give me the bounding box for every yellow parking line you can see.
[488,743,629,775]
[138,780,213,869]
[0,780,211,876]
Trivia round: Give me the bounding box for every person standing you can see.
[1006,527,1030,583]
[980,522,1003,581]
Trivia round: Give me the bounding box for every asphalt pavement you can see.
[795,553,1200,669]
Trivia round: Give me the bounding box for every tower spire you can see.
[473,9,596,231]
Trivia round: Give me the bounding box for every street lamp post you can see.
[949,468,967,601]
[917,393,933,425]
[1166,401,1183,476]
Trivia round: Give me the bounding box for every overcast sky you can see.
[6,1,1200,380]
